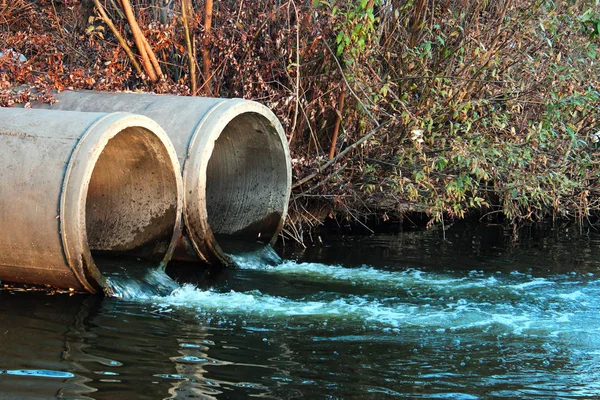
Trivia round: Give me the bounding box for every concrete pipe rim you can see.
[183,99,292,265]
[60,112,183,294]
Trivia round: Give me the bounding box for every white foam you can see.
[509,278,554,290]
[240,261,469,289]
[558,291,584,300]
[151,285,418,328]
[106,255,600,337]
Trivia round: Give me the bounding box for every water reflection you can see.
[0,292,100,399]
[0,290,303,399]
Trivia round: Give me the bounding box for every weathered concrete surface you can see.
[37,91,292,265]
[0,108,183,293]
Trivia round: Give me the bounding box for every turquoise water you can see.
[2,224,600,398]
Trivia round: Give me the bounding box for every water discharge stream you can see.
[2,225,600,398]
[111,247,600,338]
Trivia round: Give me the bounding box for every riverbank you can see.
[2,0,600,242]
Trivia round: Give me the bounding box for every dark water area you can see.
[2,223,600,399]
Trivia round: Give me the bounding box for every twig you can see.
[295,164,347,197]
[192,35,199,90]
[196,55,227,95]
[50,1,65,38]
[93,0,142,75]
[289,0,301,144]
[281,228,307,247]
[321,38,379,126]
[390,75,508,84]
[341,202,375,234]
[298,202,326,226]
[478,209,505,222]
[108,0,124,19]
[236,0,244,23]
[292,120,391,189]
[293,194,350,198]
[441,212,446,241]
[328,86,346,159]
[410,0,427,48]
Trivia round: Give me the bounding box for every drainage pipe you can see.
[37,91,292,265]
[0,108,183,293]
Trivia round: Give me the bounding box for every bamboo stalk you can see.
[120,0,157,81]
[141,31,163,79]
[202,0,213,95]
[132,0,164,79]
[181,0,197,93]
[93,0,143,76]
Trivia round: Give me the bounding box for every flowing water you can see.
[2,224,600,399]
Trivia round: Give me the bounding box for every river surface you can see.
[2,224,600,399]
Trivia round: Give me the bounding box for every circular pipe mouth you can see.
[184,101,292,264]
[61,114,182,293]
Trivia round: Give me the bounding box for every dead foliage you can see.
[2,0,600,240]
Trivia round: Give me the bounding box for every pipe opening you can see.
[85,126,179,271]
[206,112,288,252]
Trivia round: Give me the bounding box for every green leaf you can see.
[435,157,449,170]
[579,8,595,23]
[380,84,389,97]
[422,41,432,58]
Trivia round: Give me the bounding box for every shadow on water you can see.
[281,221,600,276]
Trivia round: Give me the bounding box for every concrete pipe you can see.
[37,91,292,265]
[0,108,183,293]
